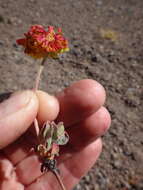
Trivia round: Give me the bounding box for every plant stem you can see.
[34,118,40,138]
[33,58,66,190]
[34,57,47,137]
[53,170,67,190]
[34,57,47,91]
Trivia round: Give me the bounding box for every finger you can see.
[64,106,111,150]
[0,158,24,190]
[3,130,36,165]
[56,79,106,126]
[4,92,59,164]
[26,139,102,190]
[0,91,39,149]
[0,180,24,190]
[36,90,60,125]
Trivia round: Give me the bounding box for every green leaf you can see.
[52,122,65,140]
[46,137,52,151]
[39,122,54,145]
[56,133,69,145]
[57,122,65,137]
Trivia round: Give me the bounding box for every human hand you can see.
[0,79,111,190]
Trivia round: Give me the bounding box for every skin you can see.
[0,79,111,190]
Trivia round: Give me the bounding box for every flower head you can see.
[17,25,69,59]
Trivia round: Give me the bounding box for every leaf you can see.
[57,122,65,137]
[46,137,52,151]
[56,133,69,145]
[43,123,51,138]
[39,122,54,145]
[52,122,65,140]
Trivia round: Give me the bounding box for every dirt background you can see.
[0,0,143,189]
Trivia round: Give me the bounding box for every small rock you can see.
[91,56,97,62]
[0,40,4,46]
[112,160,122,169]
[84,175,90,182]
[93,184,100,190]
[0,15,4,23]
[96,0,103,6]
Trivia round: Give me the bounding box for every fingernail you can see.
[0,91,32,118]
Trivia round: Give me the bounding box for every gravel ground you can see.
[0,0,143,189]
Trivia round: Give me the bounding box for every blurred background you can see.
[0,0,143,189]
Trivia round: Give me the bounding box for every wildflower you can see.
[17,25,69,190]
[17,25,69,59]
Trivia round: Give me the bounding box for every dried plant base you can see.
[40,158,66,190]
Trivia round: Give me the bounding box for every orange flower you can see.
[17,25,69,59]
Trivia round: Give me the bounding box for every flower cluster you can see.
[17,25,69,59]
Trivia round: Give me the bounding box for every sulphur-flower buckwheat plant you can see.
[17,25,69,190]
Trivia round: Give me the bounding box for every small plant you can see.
[17,25,69,190]
[100,29,118,42]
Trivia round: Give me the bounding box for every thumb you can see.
[0,91,39,149]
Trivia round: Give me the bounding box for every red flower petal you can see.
[17,25,69,59]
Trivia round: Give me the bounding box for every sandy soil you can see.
[0,0,143,189]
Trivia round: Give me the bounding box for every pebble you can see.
[91,56,97,62]
[0,15,4,23]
